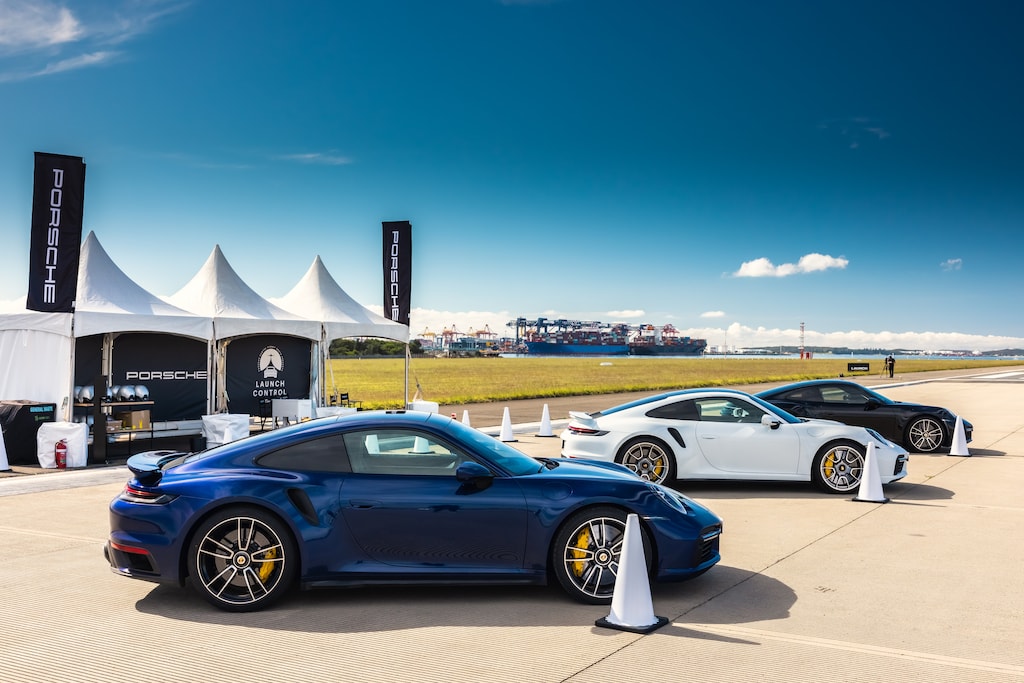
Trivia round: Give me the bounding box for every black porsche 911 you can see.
[756,380,971,453]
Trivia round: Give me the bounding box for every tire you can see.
[906,416,945,453]
[615,436,676,485]
[811,440,865,494]
[187,506,297,612]
[550,506,653,604]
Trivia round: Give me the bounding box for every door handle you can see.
[347,499,381,509]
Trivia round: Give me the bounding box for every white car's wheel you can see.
[616,436,676,484]
[811,440,865,494]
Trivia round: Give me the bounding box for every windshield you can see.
[445,419,544,476]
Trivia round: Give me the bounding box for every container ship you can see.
[628,324,708,356]
[509,318,706,356]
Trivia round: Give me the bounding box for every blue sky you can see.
[1,0,1022,352]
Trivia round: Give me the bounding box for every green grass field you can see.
[325,356,1021,409]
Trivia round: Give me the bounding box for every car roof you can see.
[600,387,756,414]
[757,379,861,395]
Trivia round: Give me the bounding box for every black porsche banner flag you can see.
[27,152,86,312]
[382,220,412,327]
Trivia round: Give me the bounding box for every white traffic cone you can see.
[499,407,517,442]
[537,403,556,437]
[853,442,889,503]
[412,436,432,453]
[0,426,10,471]
[948,415,970,457]
[461,410,471,427]
[595,513,668,633]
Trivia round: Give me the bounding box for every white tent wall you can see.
[0,313,74,414]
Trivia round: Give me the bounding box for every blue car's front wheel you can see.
[187,506,297,612]
[551,506,652,604]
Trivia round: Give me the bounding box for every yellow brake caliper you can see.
[570,527,592,577]
[823,452,835,479]
[258,547,278,582]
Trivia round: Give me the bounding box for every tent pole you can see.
[404,343,410,408]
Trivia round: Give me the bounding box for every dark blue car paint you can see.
[107,411,721,598]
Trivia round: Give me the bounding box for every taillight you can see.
[566,425,607,436]
[119,484,177,505]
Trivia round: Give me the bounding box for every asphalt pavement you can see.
[0,366,1022,682]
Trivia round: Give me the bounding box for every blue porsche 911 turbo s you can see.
[105,411,722,611]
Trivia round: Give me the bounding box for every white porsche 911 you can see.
[560,389,909,494]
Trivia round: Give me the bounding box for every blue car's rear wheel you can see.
[188,506,297,612]
[551,506,652,604]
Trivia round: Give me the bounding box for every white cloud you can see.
[606,309,645,319]
[0,1,82,51]
[941,258,963,271]
[734,253,848,278]
[701,311,726,318]
[0,0,187,81]
[279,152,354,166]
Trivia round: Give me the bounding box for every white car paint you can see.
[559,388,909,493]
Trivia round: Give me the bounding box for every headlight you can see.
[648,483,694,515]
[866,429,897,449]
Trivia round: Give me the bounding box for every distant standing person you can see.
[886,354,895,378]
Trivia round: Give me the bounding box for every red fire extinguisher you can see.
[55,439,68,469]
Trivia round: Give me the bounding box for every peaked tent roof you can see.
[165,245,321,341]
[271,256,408,342]
[73,232,212,339]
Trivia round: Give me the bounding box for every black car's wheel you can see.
[187,506,297,612]
[811,440,865,494]
[906,416,945,453]
[551,506,652,604]
[616,437,676,484]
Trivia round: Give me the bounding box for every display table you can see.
[201,414,251,447]
[272,399,315,426]
[314,406,358,418]
[36,422,89,468]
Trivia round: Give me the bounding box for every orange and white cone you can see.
[499,407,517,442]
[948,415,970,457]
[537,403,556,437]
[596,513,668,633]
[853,442,889,503]
[461,410,472,427]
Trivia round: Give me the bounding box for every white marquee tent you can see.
[0,232,409,420]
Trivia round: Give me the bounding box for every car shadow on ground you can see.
[132,564,795,636]
[671,479,958,502]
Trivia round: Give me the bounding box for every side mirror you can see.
[761,414,782,430]
[864,399,881,411]
[456,461,494,490]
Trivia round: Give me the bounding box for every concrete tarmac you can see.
[0,367,1022,682]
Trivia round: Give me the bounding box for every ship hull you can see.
[524,342,629,356]
[629,343,707,356]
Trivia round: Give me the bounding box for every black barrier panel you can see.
[224,335,313,415]
[111,334,209,421]
[847,362,870,372]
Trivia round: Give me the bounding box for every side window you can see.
[782,387,821,402]
[343,429,469,476]
[647,400,699,421]
[257,435,350,473]
[695,397,766,424]
[821,386,866,404]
